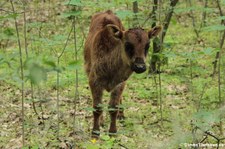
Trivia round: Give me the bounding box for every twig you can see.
[204,131,221,149]
[119,143,129,149]
[200,135,208,143]
[21,0,40,122]
[161,0,179,43]
[10,0,25,146]
[200,0,208,28]
[77,17,86,39]
[197,82,207,111]
[187,0,200,38]
[0,8,25,14]
[142,14,151,27]
[196,127,224,149]
[40,103,45,125]
[0,8,14,13]
[204,131,220,141]
[191,126,199,149]
[158,65,163,126]
[23,1,28,57]
[218,39,223,136]
[215,0,224,136]
[212,0,225,77]
[149,118,171,125]
[56,18,74,139]
[72,15,80,146]
[58,24,74,59]
[142,0,157,26]
[190,57,194,101]
[31,83,39,116]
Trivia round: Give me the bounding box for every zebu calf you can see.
[84,10,161,138]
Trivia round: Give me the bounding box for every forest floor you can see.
[1,64,222,148]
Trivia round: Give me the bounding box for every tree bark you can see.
[149,0,179,74]
[149,0,159,74]
[133,1,139,27]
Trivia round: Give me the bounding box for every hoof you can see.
[108,128,117,137]
[108,131,117,137]
[91,130,100,139]
[117,112,126,120]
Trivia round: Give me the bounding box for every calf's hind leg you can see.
[108,82,125,134]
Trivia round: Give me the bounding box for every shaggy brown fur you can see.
[84,10,161,138]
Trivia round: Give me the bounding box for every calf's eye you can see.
[144,43,150,56]
[125,42,134,58]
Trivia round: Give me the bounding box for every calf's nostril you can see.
[133,63,146,73]
[135,64,146,69]
[138,65,145,69]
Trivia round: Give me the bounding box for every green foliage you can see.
[3,27,14,37]
[100,135,116,148]
[62,10,82,18]
[0,27,15,41]
[0,13,18,20]
[175,6,214,13]
[193,110,221,131]
[86,144,99,149]
[81,135,116,149]
[24,59,47,85]
[64,0,83,6]
[115,10,134,20]
[203,25,225,32]
[67,60,81,70]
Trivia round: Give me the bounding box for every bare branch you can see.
[10,0,25,146]
[213,0,225,76]
[161,0,179,42]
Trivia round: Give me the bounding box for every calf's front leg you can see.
[89,80,103,138]
[117,96,125,120]
[108,82,125,135]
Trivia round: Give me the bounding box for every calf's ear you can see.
[106,24,123,39]
[148,26,162,39]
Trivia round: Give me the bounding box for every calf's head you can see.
[106,24,162,73]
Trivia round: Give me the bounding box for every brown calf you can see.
[84,10,161,138]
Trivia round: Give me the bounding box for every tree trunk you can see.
[149,0,160,74]
[149,0,179,74]
[133,1,139,27]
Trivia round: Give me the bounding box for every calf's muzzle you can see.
[131,57,146,73]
